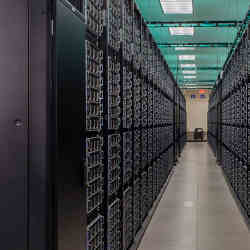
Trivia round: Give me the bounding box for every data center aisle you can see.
[138,142,250,250]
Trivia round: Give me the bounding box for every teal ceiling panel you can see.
[135,0,249,22]
[135,0,249,86]
[149,27,237,44]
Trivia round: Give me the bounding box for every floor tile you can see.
[138,143,250,250]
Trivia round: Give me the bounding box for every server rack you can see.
[0,1,187,250]
[174,84,187,161]
[84,1,105,250]
[0,1,87,250]
[208,12,249,220]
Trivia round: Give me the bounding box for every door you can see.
[54,1,85,249]
[0,1,29,249]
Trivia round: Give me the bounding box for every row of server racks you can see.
[208,15,249,220]
[0,1,186,250]
[83,1,187,249]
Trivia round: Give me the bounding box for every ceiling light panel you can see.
[179,55,196,60]
[184,75,197,79]
[175,47,195,51]
[160,0,193,14]
[180,64,196,68]
[182,70,196,74]
[169,27,194,36]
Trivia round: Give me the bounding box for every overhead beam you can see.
[158,43,233,48]
[180,84,214,86]
[180,83,215,86]
[171,67,222,71]
[180,86,214,89]
[147,20,242,28]
[179,80,215,84]
[179,84,215,89]
[179,83,214,86]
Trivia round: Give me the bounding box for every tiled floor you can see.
[138,143,250,250]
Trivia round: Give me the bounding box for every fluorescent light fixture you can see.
[184,75,197,79]
[175,47,195,51]
[180,64,196,68]
[160,0,193,14]
[169,27,194,36]
[179,55,196,60]
[182,70,196,74]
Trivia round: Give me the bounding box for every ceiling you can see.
[135,0,249,88]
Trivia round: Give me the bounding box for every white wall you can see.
[186,98,208,132]
[183,90,210,133]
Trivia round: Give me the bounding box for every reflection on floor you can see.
[138,143,250,250]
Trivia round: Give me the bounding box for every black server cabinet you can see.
[53,1,85,250]
[208,11,249,220]
[0,1,187,250]
[0,2,29,250]
[0,1,86,250]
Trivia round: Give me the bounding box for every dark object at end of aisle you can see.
[187,130,207,142]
